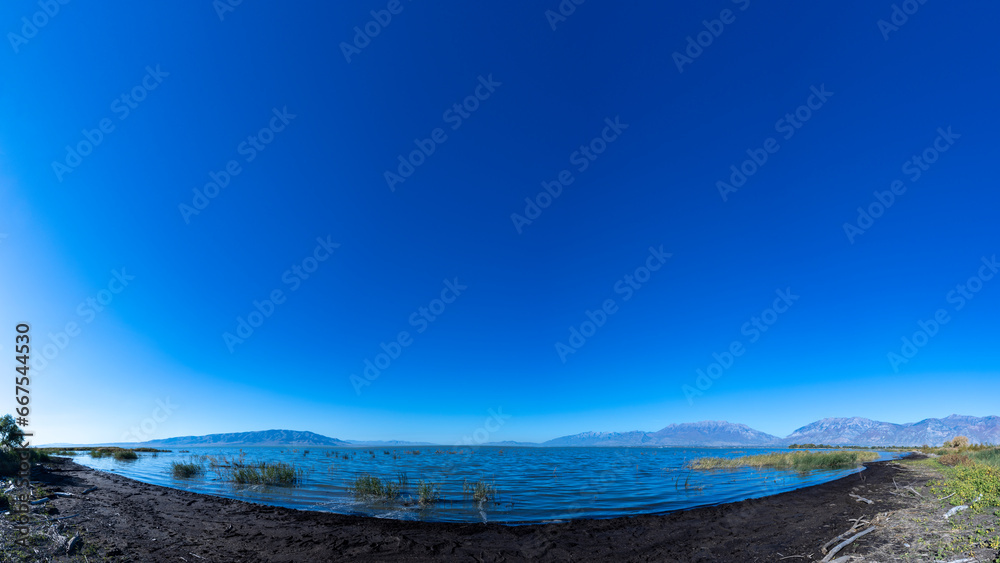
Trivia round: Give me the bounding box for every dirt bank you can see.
[0,456,957,562]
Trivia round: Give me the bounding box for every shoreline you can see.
[3,456,929,561]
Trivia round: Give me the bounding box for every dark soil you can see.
[2,457,926,562]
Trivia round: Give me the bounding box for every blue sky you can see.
[2,1,999,445]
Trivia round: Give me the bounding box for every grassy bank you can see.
[928,447,1000,509]
[691,450,879,471]
[897,446,1000,559]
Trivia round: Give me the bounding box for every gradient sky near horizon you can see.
[2,1,999,445]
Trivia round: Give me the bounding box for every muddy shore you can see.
[2,456,933,562]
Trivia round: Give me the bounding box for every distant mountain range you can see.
[140,430,350,447]
[783,415,1000,447]
[54,415,1000,448]
[544,416,1000,447]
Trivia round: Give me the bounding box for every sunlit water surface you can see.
[70,446,899,524]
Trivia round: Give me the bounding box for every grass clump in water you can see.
[417,480,440,506]
[171,460,204,478]
[691,450,879,471]
[350,473,403,502]
[88,447,142,460]
[463,479,497,504]
[227,461,303,486]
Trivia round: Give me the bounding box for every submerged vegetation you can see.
[227,461,303,486]
[170,459,205,478]
[350,473,406,502]
[691,450,879,471]
[87,447,141,460]
[417,480,440,506]
[203,451,304,486]
[463,479,498,504]
[113,449,139,461]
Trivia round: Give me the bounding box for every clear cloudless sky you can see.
[1,1,999,445]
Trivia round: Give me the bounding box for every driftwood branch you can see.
[821,526,875,562]
[849,493,874,505]
[822,524,863,554]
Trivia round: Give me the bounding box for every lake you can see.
[70,446,898,524]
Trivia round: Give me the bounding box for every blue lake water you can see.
[70,446,898,524]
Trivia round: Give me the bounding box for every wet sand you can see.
[8,456,922,562]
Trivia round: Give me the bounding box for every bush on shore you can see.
[944,436,971,449]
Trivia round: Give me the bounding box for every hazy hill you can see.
[140,429,350,447]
